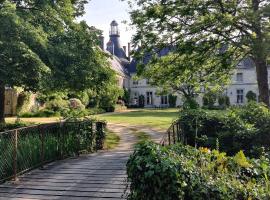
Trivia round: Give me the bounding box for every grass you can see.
[104,130,120,150]
[133,131,150,142]
[97,108,180,131]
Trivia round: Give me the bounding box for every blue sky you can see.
[79,0,134,48]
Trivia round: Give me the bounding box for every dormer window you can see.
[236,73,243,82]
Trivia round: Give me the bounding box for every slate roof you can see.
[237,57,256,69]
[128,47,171,73]
[107,52,129,77]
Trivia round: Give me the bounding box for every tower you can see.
[106,20,128,63]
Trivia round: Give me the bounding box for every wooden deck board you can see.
[0,124,136,200]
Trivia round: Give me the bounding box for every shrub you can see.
[19,109,60,118]
[246,91,257,102]
[202,91,217,108]
[218,95,230,108]
[126,141,270,200]
[179,103,270,157]
[182,97,199,109]
[45,97,69,113]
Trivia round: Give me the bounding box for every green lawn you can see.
[104,130,120,150]
[97,108,180,130]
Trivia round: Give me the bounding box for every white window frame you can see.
[236,72,243,82]
[236,89,244,104]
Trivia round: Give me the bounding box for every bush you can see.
[182,97,199,109]
[45,97,69,113]
[246,91,257,102]
[202,91,217,108]
[19,109,61,118]
[179,103,270,157]
[218,95,230,108]
[127,141,270,200]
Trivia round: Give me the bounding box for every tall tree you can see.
[126,0,270,106]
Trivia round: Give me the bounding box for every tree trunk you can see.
[0,83,5,124]
[254,58,269,107]
[252,0,270,107]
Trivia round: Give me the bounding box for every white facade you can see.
[128,64,270,107]
[225,67,270,105]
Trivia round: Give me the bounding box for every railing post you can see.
[172,125,176,144]
[168,130,171,145]
[13,129,18,182]
[176,122,180,143]
[40,126,45,169]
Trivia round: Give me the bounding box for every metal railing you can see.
[0,120,106,183]
[160,119,186,146]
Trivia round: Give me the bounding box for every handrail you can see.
[0,120,106,183]
[160,119,185,146]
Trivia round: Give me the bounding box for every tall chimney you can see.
[123,46,127,55]
[128,43,131,60]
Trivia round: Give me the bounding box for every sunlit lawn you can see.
[97,108,180,131]
[5,117,62,124]
[5,108,180,131]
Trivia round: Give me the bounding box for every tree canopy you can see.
[126,0,270,105]
[0,0,120,122]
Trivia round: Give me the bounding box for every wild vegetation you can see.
[127,141,270,200]
[179,102,270,157]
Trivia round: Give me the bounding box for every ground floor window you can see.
[146,92,153,105]
[237,89,244,104]
[161,95,168,105]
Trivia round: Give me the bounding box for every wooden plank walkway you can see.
[0,124,136,200]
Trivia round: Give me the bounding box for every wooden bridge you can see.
[0,124,136,200]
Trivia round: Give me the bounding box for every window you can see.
[161,95,168,105]
[133,80,138,85]
[237,89,244,104]
[146,79,150,85]
[134,92,138,97]
[146,92,153,105]
[236,73,243,82]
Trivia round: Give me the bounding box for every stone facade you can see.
[4,88,18,116]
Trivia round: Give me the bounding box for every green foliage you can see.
[0,0,121,121]
[16,92,31,114]
[168,94,177,108]
[218,95,230,108]
[202,91,217,108]
[127,141,270,200]
[123,88,130,104]
[182,97,199,110]
[18,109,60,118]
[246,91,257,102]
[179,103,270,157]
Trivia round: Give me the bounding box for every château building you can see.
[104,20,270,107]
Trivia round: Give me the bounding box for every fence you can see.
[160,120,186,146]
[0,120,106,183]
